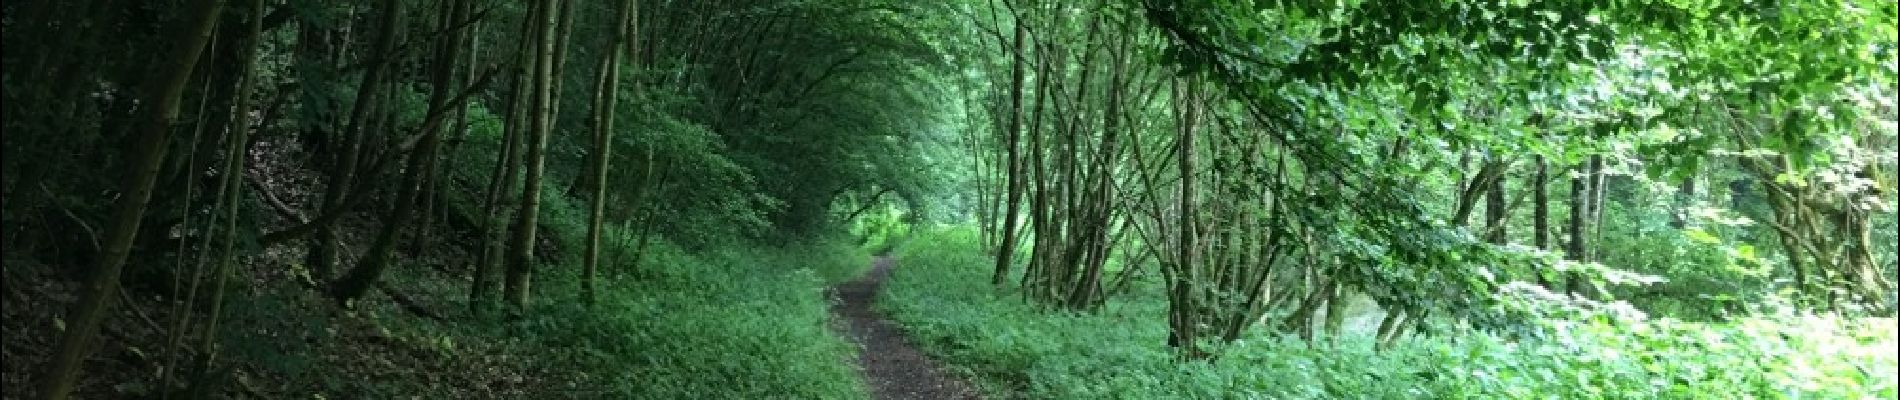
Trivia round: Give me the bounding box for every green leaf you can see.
[1684,228,1719,244]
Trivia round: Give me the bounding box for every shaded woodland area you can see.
[2,0,1896,398]
[5,0,940,397]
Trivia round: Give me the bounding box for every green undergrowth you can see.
[498,238,870,399]
[879,226,1900,399]
[372,139,873,397]
[223,232,872,398]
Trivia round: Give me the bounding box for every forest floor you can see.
[830,256,981,400]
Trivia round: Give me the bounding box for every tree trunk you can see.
[1020,18,1054,301]
[39,0,227,398]
[1669,174,1695,229]
[1532,156,1552,287]
[1586,155,1607,263]
[309,0,404,283]
[188,1,266,392]
[332,0,467,305]
[1169,80,1206,360]
[1484,163,1508,244]
[991,14,1028,286]
[1374,309,1405,349]
[504,0,563,309]
[1323,287,1348,344]
[628,161,670,272]
[583,0,638,306]
[471,4,542,309]
[1565,160,1591,295]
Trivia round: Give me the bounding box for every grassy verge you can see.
[878,226,1899,399]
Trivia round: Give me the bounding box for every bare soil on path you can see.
[829,256,981,400]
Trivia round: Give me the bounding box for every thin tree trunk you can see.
[992,14,1028,286]
[1532,156,1552,287]
[583,0,638,306]
[1322,282,1345,342]
[1021,20,1054,300]
[628,161,670,272]
[187,1,265,393]
[1169,80,1205,359]
[1586,155,1607,263]
[471,3,541,309]
[310,0,404,283]
[504,0,562,309]
[1669,174,1695,229]
[332,0,467,305]
[409,4,484,256]
[1374,309,1405,348]
[549,0,576,116]
[1565,160,1590,295]
[39,1,227,398]
[1484,163,1508,244]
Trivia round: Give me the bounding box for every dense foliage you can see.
[918,0,1896,361]
[1,0,1894,398]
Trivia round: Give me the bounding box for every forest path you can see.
[829,256,982,400]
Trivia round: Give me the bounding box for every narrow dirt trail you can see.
[830,256,981,400]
